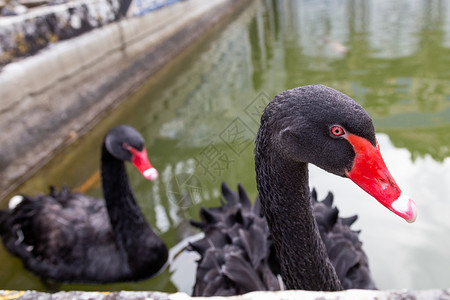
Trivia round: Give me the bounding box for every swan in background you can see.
[0,125,168,283]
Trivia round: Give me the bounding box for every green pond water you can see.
[1,0,450,293]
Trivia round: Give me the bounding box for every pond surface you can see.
[1,0,450,293]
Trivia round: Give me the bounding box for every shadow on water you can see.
[2,0,450,293]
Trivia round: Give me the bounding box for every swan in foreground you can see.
[190,85,416,296]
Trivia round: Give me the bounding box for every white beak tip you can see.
[143,168,158,181]
[392,193,417,223]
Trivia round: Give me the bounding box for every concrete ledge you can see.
[0,0,251,200]
[1,289,450,300]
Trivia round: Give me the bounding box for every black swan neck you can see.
[255,142,343,291]
[100,144,166,273]
[101,143,146,229]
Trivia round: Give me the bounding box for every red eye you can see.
[331,126,345,136]
[123,143,131,150]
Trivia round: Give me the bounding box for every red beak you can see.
[126,145,159,181]
[344,134,417,223]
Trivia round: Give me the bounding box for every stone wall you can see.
[0,0,128,67]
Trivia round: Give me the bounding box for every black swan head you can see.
[104,125,158,181]
[257,84,416,222]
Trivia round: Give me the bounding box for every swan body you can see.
[191,85,416,295]
[0,125,168,283]
[190,183,375,296]
[190,183,278,296]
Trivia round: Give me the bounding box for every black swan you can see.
[0,125,168,283]
[190,85,416,296]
